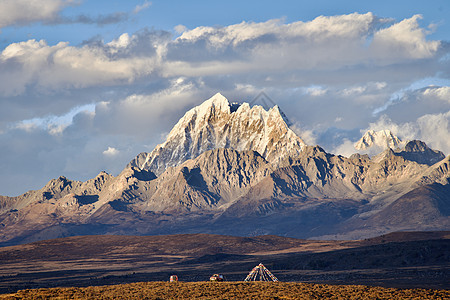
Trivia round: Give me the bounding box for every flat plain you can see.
[0,231,448,296]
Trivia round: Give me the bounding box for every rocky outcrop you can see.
[396,140,445,166]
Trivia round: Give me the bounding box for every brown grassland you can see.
[1,281,449,300]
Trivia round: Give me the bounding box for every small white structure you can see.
[244,263,278,282]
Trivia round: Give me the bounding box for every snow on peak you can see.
[129,93,306,176]
[200,92,231,113]
[355,129,404,151]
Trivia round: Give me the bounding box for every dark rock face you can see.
[396,140,446,166]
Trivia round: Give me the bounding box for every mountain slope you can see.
[137,148,272,212]
[369,183,450,226]
[327,183,450,240]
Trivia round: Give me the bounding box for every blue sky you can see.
[0,0,449,196]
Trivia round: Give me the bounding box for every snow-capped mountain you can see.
[1,93,449,246]
[129,93,306,176]
[354,129,404,151]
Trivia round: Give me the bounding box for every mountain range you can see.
[0,93,449,246]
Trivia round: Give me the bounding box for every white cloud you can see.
[174,24,187,34]
[48,124,66,136]
[305,86,327,97]
[103,147,120,157]
[333,139,358,157]
[10,103,95,134]
[0,37,160,96]
[166,13,443,77]
[422,86,450,102]
[0,0,131,28]
[91,77,207,138]
[341,86,366,96]
[107,33,132,49]
[372,78,450,116]
[0,0,70,28]
[416,111,450,155]
[14,121,39,132]
[176,13,376,47]
[372,15,440,60]
[133,1,152,14]
[291,124,317,146]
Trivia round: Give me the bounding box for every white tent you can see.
[244,263,279,282]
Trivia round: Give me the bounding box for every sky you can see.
[0,0,449,196]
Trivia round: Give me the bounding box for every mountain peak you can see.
[398,140,445,166]
[355,129,403,151]
[129,93,305,176]
[199,92,232,114]
[404,140,431,152]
